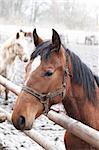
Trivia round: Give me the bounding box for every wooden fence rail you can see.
[0,75,99,149]
[48,110,99,149]
[0,75,21,95]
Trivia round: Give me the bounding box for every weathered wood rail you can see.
[0,75,99,149]
[48,110,99,149]
[0,75,21,95]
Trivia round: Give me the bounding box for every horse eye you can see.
[44,70,53,77]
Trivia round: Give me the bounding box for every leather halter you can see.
[22,53,69,114]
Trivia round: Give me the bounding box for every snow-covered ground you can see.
[0,26,98,150]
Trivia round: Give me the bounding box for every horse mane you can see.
[65,48,97,104]
[30,41,98,104]
[0,36,15,50]
[94,75,99,87]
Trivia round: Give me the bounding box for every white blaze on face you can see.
[24,55,41,85]
[31,55,41,72]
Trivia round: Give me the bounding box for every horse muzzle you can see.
[23,57,28,62]
[12,115,33,130]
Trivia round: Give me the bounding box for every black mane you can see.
[30,42,98,104]
[66,48,97,104]
[94,75,99,86]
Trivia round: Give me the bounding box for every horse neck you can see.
[62,54,99,127]
[7,46,16,64]
[63,74,82,119]
[0,41,16,65]
[0,37,16,76]
[1,36,15,49]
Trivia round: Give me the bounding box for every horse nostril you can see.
[23,58,28,62]
[17,116,25,130]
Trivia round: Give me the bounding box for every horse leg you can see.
[5,88,9,102]
[0,113,7,123]
[0,85,2,97]
[0,85,5,98]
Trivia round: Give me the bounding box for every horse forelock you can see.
[30,40,53,61]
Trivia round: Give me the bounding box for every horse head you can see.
[12,29,70,130]
[14,30,34,62]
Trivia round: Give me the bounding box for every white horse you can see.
[0,30,34,100]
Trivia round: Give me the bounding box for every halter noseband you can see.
[22,53,69,114]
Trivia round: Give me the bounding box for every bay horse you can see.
[0,30,33,100]
[12,29,99,150]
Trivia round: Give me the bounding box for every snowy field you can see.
[0,26,98,150]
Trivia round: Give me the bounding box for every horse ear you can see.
[52,29,61,51]
[16,32,19,39]
[33,28,43,47]
[24,32,27,36]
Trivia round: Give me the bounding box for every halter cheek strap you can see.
[22,86,65,114]
[22,53,69,114]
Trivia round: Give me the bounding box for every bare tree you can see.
[0,0,98,30]
[29,0,49,25]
